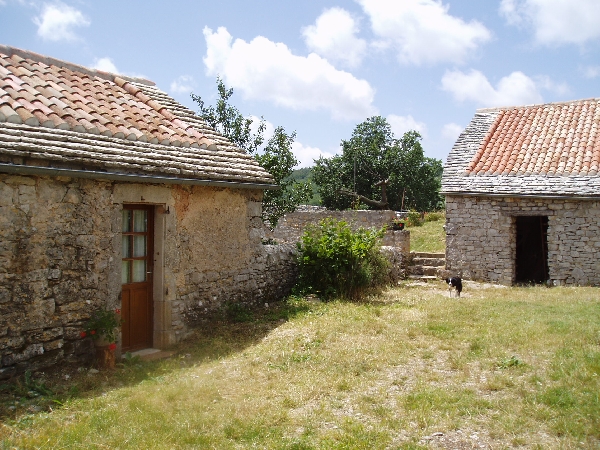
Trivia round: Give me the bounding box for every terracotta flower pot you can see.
[95,344,116,369]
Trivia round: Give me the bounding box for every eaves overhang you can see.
[441,190,600,200]
[0,163,280,190]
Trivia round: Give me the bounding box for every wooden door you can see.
[121,205,154,351]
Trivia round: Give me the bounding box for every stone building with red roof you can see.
[0,45,296,377]
[442,99,600,286]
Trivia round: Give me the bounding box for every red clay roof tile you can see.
[467,99,600,177]
[0,45,275,186]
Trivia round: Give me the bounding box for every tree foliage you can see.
[191,79,265,154]
[296,219,389,301]
[192,78,311,228]
[256,127,312,229]
[312,116,443,211]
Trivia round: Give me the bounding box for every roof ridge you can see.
[0,43,155,87]
[476,97,600,113]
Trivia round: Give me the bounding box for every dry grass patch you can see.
[1,285,599,449]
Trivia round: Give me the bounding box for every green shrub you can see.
[424,211,444,222]
[296,219,389,300]
[406,210,423,227]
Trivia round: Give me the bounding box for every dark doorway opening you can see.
[515,215,549,284]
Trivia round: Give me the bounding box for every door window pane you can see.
[122,261,131,284]
[122,210,131,232]
[133,260,146,282]
[122,236,131,258]
[134,210,147,232]
[134,235,146,257]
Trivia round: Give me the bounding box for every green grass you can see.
[1,286,599,449]
[407,213,446,253]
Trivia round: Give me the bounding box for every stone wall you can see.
[268,206,411,282]
[0,174,295,378]
[0,175,115,378]
[0,174,411,378]
[269,206,408,248]
[446,195,600,285]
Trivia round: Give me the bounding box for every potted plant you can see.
[390,219,405,231]
[81,308,122,349]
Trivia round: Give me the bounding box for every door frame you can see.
[113,184,175,350]
[121,204,155,351]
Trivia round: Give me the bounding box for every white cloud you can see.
[170,75,196,95]
[441,69,544,107]
[387,114,427,138]
[33,2,89,42]
[203,26,377,121]
[500,0,600,45]
[441,123,464,141]
[534,75,570,96]
[292,141,334,168]
[302,7,367,68]
[582,66,600,78]
[91,57,119,73]
[90,57,148,79]
[357,0,491,65]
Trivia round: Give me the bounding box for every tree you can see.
[191,78,312,228]
[312,116,443,211]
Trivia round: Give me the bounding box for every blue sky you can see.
[1,0,599,167]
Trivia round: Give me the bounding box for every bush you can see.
[424,211,444,222]
[296,219,389,301]
[406,210,423,227]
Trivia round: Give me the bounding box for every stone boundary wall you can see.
[259,207,411,294]
[446,195,600,286]
[269,206,408,249]
[178,242,300,326]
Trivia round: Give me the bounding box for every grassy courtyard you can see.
[1,283,599,449]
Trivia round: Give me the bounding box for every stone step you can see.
[408,275,438,281]
[411,257,445,267]
[411,252,445,259]
[408,265,440,276]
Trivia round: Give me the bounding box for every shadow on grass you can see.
[0,296,313,423]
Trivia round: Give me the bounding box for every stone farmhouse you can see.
[0,45,302,378]
[442,98,600,286]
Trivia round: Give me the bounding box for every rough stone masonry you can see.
[0,174,295,379]
[445,195,600,286]
[0,173,409,378]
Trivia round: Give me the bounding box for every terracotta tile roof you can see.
[442,99,600,198]
[0,45,275,186]
[466,99,600,176]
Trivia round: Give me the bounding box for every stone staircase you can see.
[407,252,446,281]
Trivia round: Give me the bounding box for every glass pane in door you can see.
[122,210,131,232]
[134,210,147,232]
[133,235,146,257]
[132,260,146,282]
[121,261,131,284]
[122,236,131,258]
